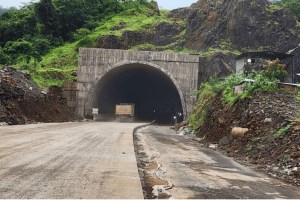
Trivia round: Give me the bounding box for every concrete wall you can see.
[62,81,77,114]
[76,48,199,119]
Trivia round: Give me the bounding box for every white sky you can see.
[0,0,198,10]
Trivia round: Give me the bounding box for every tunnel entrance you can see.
[93,63,184,124]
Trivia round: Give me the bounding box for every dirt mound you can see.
[0,66,74,125]
[196,90,300,186]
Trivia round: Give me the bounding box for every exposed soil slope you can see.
[0,67,73,125]
[195,90,300,186]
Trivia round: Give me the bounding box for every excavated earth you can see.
[194,90,300,186]
[0,66,73,125]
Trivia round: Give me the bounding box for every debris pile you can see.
[0,66,73,125]
[193,90,300,186]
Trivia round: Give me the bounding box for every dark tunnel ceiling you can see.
[93,63,183,124]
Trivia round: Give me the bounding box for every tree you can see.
[274,0,300,20]
[0,47,11,65]
[3,40,33,64]
[0,6,37,46]
[35,0,61,37]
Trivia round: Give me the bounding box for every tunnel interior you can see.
[93,63,184,124]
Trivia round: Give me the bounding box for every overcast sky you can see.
[0,0,198,10]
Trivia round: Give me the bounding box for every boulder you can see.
[231,127,249,138]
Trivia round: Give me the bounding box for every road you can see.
[136,126,300,199]
[0,122,145,199]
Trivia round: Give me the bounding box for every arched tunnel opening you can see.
[93,63,184,124]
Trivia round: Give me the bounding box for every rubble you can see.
[231,127,249,138]
[194,90,300,186]
[0,66,74,125]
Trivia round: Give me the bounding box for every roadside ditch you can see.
[133,126,173,199]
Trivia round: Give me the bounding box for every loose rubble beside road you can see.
[0,66,73,125]
[189,90,300,186]
[135,125,300,199]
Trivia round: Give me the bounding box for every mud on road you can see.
[134,125,300,199]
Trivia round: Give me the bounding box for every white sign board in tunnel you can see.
[92,108,99,115]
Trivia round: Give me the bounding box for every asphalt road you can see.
[136,126,300,199]
[0,122,145,199]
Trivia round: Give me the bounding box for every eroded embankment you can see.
[134,126,173,199]
[0,66,74,125]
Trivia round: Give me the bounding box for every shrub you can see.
[189,62,286,131]
[188,77,222,130]
[262,59,287,82]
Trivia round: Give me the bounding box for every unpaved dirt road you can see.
[136,126,300,199]
[0,122,145,199]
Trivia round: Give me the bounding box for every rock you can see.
[231,127,249,138]
[218,117,225,124]
[283,168,292,175]
[178,127,191,136]
[0,66,73,124]
[293,125,300,131]
[264,118,272,123]
[292,167,300,175]
[153,22,184,46]
[291,151,300,159]
[0,122,8,126]
[208,144,218,149]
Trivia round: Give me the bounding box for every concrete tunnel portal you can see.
[92,63,184,124]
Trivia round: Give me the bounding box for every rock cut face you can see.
[184,0,299,52]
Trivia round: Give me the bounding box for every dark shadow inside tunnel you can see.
[93,63,184,124]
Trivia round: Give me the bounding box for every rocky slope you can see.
[0,67,73,125]
[97,0,300,53]
[183,0,299,51]
[192,90,300,186]
[181,0,300,82]
[95,0,300,82]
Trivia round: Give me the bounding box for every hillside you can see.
[1,0,299,88]
[0,67,73,125]
[186,64,300,185]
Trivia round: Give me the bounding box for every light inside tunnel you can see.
[92,63,184,124]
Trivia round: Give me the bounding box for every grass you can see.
[266,4,282,13]
[273,124,293,137]
[188,63,286,131]
[12,8,177,88]
[188,77,222,130]
[245,144,253,152]
[198,47,241,57]
[251,137,260,142]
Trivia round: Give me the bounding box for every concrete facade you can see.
[76,48,199,119]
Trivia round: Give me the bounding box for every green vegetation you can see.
[266,4,282,13]
[188,60,288,131]
[0,0,196,88]
[1,0,295,90]
[273,124,293,137]
[198,47,241,57]
[0,0,162,88]
[245,144,253,152]
[188,77,222,130]
[273,0,300,20]
[278,155,289,164]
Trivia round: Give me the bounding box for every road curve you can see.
[0,122,145,199]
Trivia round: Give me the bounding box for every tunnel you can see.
[92,63,184,124]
